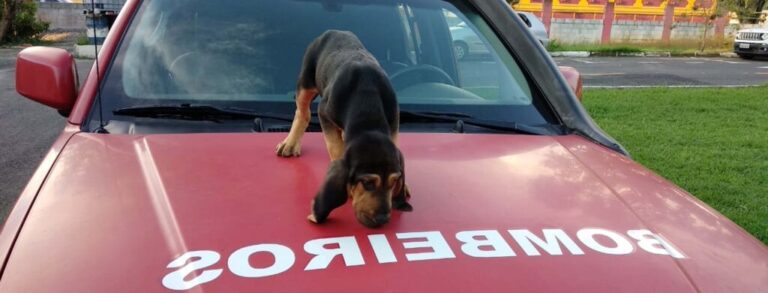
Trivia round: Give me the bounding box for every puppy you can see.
[276,30,412,228]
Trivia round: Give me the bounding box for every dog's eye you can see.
[361,179,376,191]
[357,174,381,191]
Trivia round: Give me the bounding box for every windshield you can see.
[92,0,557,133]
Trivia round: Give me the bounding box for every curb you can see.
[549,51,591,57]
[74,44,100,59]
[550,51,736,58]
[718,52,738,58]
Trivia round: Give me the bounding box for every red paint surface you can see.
[15,47,77,111]
[662,2,675,43]
[575,13,601,19]
[524,0,715,21]
[601,1,615,44]
[0,124,80,272]
[542,0,553,35]
[558,66,583,100]
[553,12,573,19]
[526,0,713,10]
[714,15,728,38]
[633,15,655,21]
[0,133,765,292]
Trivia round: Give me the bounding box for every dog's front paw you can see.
[307,213,319,223]
[276,139,302,157]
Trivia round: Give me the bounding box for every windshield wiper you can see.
[113,104,313,124]
[112,105,555,134]
[399,110,559,135]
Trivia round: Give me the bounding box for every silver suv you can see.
[734,28,768,59]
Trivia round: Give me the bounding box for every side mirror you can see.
[16,47,78,114]
[558,66,583,101]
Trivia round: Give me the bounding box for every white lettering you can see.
[509,229,584,256]
[396,231,456,261]
[627,229,685,259]
[369,234,398,263]
[228,244,295,278]
[456,230,516,257]
[160,227,687,289]
[162,250,223,291]
[304,236,365,270]
[577,228,634,255]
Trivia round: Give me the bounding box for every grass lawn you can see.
[582,87,768,244]
[547,39,733,56]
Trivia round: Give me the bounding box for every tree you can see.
[0,0,20,43]
[721,0,768,24]
[0,0,48,44]
[695,0,730,52]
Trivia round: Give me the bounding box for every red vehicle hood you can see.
[2,133,766,292]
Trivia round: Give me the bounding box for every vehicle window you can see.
[94,0,552,133]
[443,9,531,102]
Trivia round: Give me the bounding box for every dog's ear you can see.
[393,149,413,212]
[309,159,350,224]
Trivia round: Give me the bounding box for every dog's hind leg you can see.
[276,88,318,157]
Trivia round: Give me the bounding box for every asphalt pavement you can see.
[553,56,768,87]
[0,48,766,222]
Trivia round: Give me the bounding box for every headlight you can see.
[738,32,743,39]
[762,33,768,40]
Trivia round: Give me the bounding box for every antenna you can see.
[90,0,107,133]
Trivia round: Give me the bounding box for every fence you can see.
[513,0,734,44]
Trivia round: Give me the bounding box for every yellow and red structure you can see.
[514,0,728,43]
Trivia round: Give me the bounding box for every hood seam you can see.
[0,130,80,280]
[559,140,701,293]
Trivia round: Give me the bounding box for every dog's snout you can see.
[373,214,390,225]
[356,212,390,228]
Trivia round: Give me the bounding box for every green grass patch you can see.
[76,35,91,46]
[548,38,733,55]
[583,87,768,244]
[548,41,642,54]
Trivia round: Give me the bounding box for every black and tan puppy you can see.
[276,30,412,228]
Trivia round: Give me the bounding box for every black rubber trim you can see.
[466,0,630,156]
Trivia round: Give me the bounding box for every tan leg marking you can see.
[323,127,345,161]
[276,88,318,157]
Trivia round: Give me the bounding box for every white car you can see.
[518,12,549,47]
[734,27,768,59]
[450,11,549,60]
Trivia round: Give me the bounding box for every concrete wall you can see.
[670,22,714,40]
[611,21,663,42]
[35,3,85,31]
[549,19,732,44]
[550,19,603,44]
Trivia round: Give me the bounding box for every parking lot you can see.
[553,56,768,87]
[0,47,766,221]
